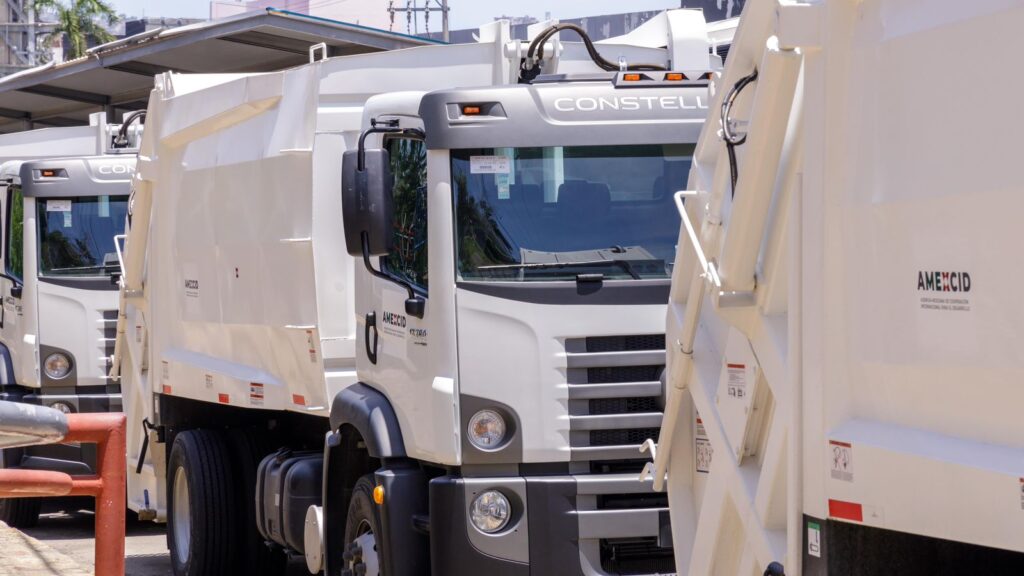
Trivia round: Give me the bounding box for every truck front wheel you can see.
[0,496,41,528]
[167,430,239,576]
[0,449,41,528]
[343,474,382,576]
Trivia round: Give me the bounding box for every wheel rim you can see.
[353,520,380,576]
[172,466,191,564]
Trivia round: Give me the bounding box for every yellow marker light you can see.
[373,485,385,505]
[622,73,642,82]
[665,73,687,81]
[41,169,60,177]
[462,105,482,115]
[702,72,714,80]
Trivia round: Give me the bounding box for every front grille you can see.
[566,334,671,575]
[597,493,669,511]
[589,397,659,415]
[588,365,662,384]
[586,334,665,353]
[100,310,117,375]
[600,538,675,576]
[590,428,661,447]
[567,334,665,461]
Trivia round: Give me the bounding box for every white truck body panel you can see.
[653,0,1024,573]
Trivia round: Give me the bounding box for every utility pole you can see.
[388,0,450,42]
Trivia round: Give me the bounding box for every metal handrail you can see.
[0,402,126,575]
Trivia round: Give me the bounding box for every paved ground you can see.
[14,498,310,575]
[24,498,170,576]
[0,517,89,576]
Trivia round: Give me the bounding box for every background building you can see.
[210,0,392,29]
[435,1,745,43]
[0,0,53,75]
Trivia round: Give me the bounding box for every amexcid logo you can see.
[917,271,971,293]
[382,311,406,328]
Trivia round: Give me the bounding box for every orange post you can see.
[0,412,127,575]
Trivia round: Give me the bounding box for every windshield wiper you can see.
[47,264,119,274]
[478,259,642,280]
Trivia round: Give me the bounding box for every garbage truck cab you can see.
[0,154,134,525]
[332,70,711,574]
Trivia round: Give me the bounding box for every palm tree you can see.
[33,0,118,61]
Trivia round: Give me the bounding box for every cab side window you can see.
[383,137,428,291]
[6,186,22,281]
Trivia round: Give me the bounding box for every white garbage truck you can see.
[649,0,1024,574]
[112,10,731,576]
[0,114,141,527]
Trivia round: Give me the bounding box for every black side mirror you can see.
[342,149,393,257]
[10,284,21,299]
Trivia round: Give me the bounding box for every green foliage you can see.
[8,188,23,280]
[454,168,514,272]
[33,0,118,60]
[386,138,429,288]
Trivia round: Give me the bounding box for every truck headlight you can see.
[467,409,506,450]
[43,352,72,379]
[470,490,510,534]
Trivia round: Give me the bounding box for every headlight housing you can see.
[469,490,511,534]
[43,352,72,380]
[467,409,506,450]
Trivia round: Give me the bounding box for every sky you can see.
[106,0,684,29]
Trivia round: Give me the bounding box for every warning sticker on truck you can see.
[807,521,821,558]
[726,363,746,398]
[470,155,511,174]
[830,440,853,482]
[249,382,264,407]
[46,199,71,212]
[695,412,712,474]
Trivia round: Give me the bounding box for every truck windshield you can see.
[36,195,128,277]
[453,144,692,281]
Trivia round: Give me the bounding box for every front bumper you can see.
[430,473,673,576]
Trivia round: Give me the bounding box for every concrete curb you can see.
[0,521,91,576]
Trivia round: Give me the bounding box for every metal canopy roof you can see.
[0,8,440,133]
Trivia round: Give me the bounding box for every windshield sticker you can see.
[98,195,110,218]
[63,212,72,228]
[470,155,510,174]
[46,199,71,212]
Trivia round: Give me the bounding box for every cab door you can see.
[356,124,460,465]
[0,183,25,385]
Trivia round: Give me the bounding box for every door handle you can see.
[365,311,379,365]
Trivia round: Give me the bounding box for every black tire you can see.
[344,474,383,575]
[226,429,287,576]
[166,429,240,576]
[0,448,41,528]
[0,496,41,528]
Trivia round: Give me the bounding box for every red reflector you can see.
[218,393,229,404]
[162,385,172,395]
[293,394,306,406]
[828,499,863,522]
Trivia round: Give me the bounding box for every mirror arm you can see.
[360,232,424,318]
[357,123,426,170]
